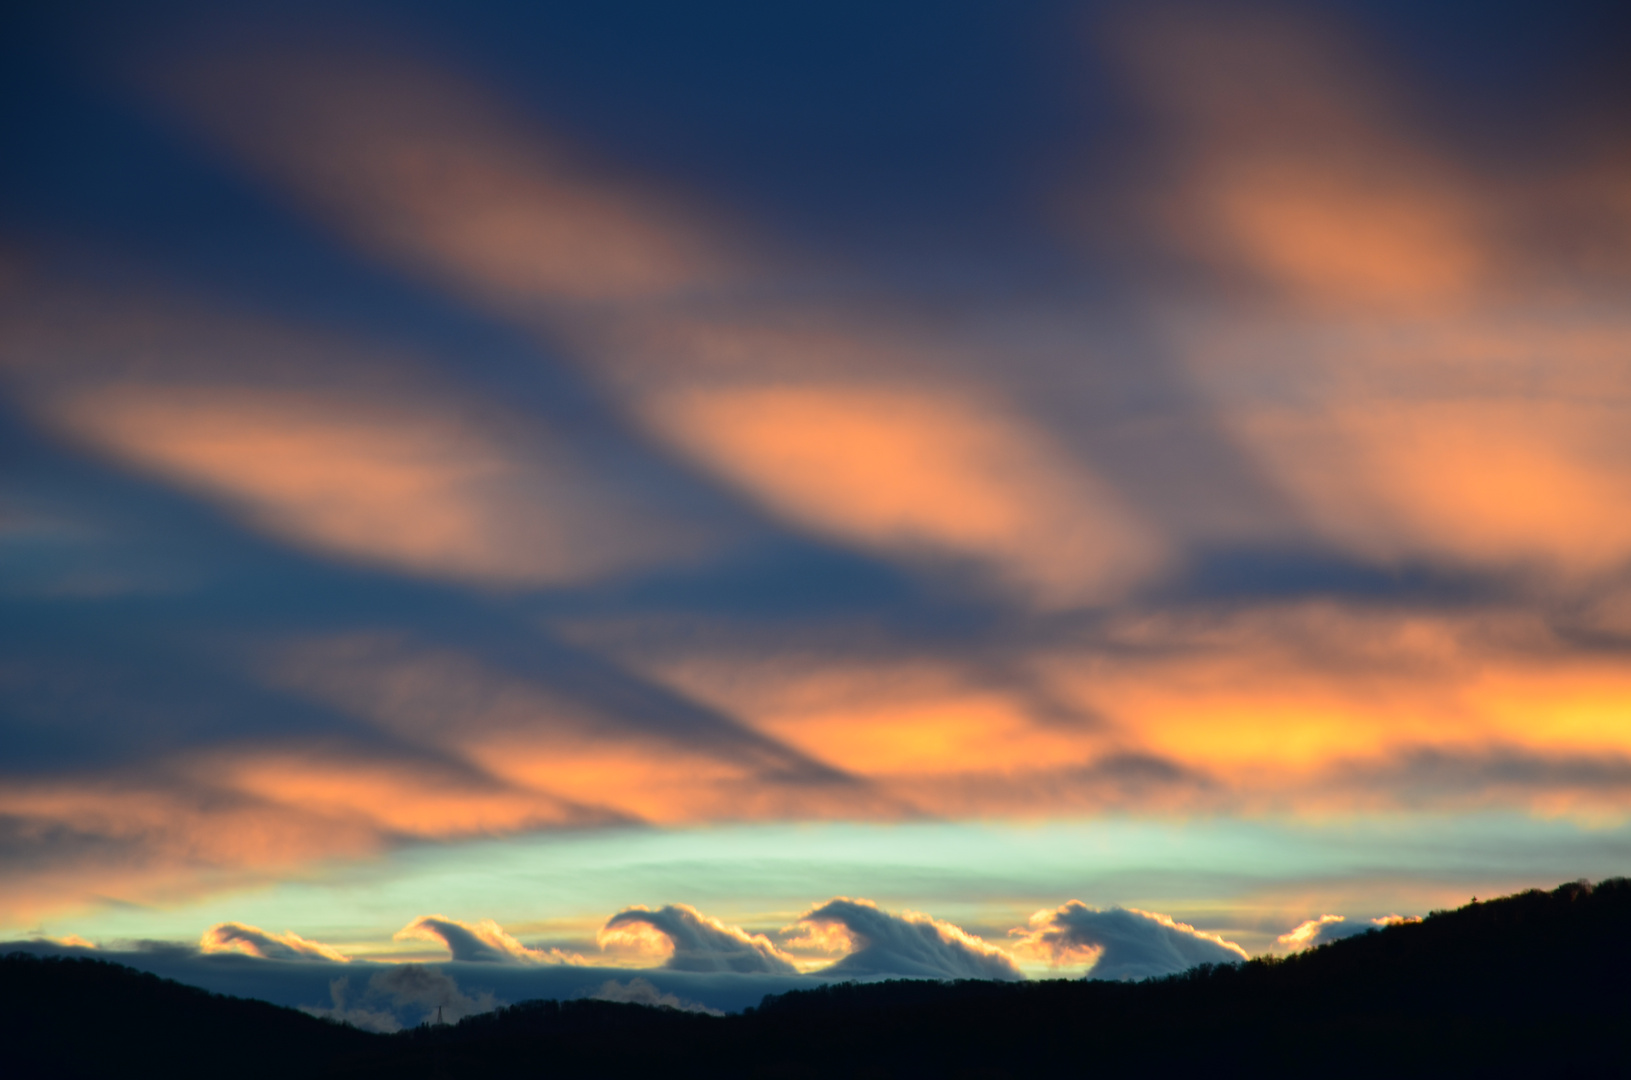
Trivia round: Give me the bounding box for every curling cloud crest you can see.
[1012,903,1247,980]
[1278,913,1421,951]
[796,898,1024,981]
[200,922,349,962]
[396,914,581,964]
[600,904,798,974]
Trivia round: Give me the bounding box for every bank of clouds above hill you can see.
[8,893,1355,1027]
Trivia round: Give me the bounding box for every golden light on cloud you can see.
[1109,5,1488,311]
[201,922,351,962]
[632,652,1106,779]
[0,775,383,926]
[565,598,1631,821]
[647,382,1161,601]
[261,633,899,826]
[1037,602,1631,816]
[193,750,590,839]
[1096,7,1631,578]
[166,53,741,307]
[0,290,719,588]
[1168,308,1631,576]
[157,47,1167,604]
[594,915,676,964]
[51,387,594,584]
[1235,399,1631,572]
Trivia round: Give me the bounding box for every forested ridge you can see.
[6,878,1628,1078]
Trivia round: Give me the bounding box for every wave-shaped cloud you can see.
[200,922,349,962]
[396,915,582,964]
[599,904,798,974]
[1012,903,1247,980]
[795,898,1023,981]
[1279,913,1421,951]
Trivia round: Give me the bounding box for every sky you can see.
[4,0,1631,1022]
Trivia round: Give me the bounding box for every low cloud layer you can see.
[397,915,581,964]
[600,905,798,975]
[3,936,808,1016]
[302,964,499,1032]
[1012,903,1247,980]
[200,923,349,962]
[586,977,723,1016]
[796,898,1023,981]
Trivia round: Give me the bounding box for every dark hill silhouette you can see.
[0,951,375,1078]
[6,878,1629,1078]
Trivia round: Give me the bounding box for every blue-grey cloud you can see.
[200,922,348,962]
[1013,903,1247,980]
[397,915,581,964]
[797,898,1023,981]
[600,905,798,974]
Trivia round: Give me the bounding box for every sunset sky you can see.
[4,0,1630,1022]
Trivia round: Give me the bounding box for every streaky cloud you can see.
[1012,902,1246,980]
[396,914,582,965]
[599,904,798,975]
[796,898,1023,981]
[199,922,348,962]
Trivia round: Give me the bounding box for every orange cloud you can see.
[48,386,671,586]
[157,48,1164,604]
[645,380,1161,602]
[4,24,1627,938]
[0,287,721,587]
[201,922,350,961]
[190,747,597,839]
[1106,5,1488,311]
[1172,309,1631,576]
[1095,7,1631,578]
[0,773,384,927]
[1214,373,1631,577]
[621,650,1108,779]
[163,51,742,307]
[571,599,1631,820]
[8,597,1631,931]
[1032,602,1631,818]
[261,632,900,826]
[1276,914,1346,951]
[0,735,610,927]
